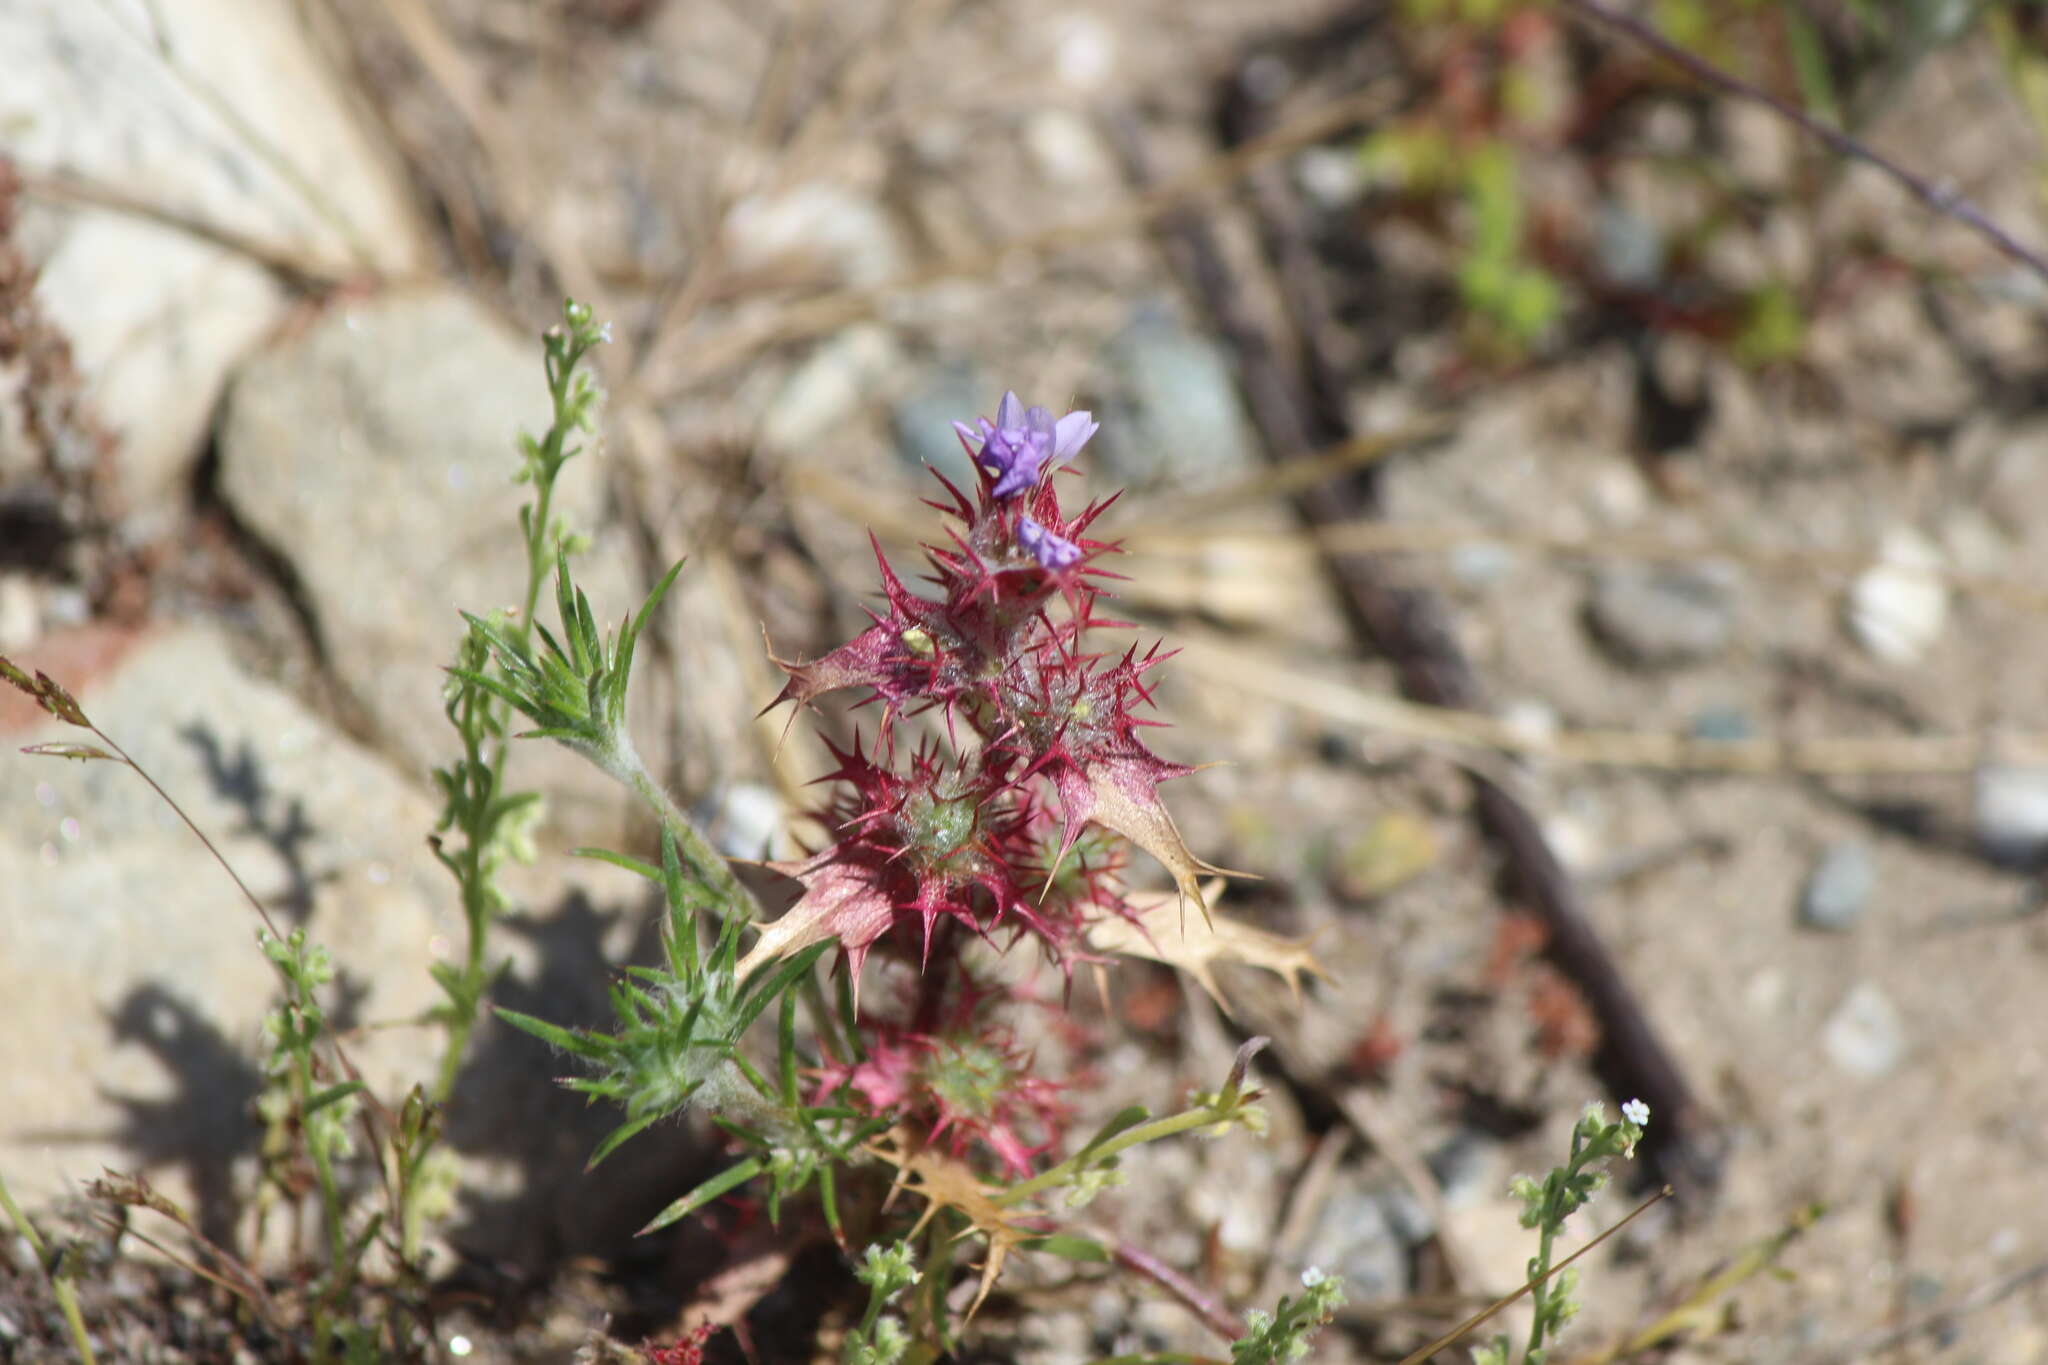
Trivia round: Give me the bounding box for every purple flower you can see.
[952,392,1099,499]
[1016,515,1083,571]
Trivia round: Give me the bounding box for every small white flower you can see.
[1301,1266,1327,1287]
[1622,1098,1650,1127]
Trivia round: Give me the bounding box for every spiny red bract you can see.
[769,392,1209,1174]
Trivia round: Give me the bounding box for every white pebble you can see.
[1847,528,1948,664]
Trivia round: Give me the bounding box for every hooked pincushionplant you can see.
[425,318,1324,1353]
[747,388,1225,1168]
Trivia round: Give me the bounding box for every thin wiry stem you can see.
[1559,0,2048,283]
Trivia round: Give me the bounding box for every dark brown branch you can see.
[1104,53,1724,1197]
[1560,0,2048,284]
[1114,1239,1246,1344]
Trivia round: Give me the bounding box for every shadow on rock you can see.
[97,984,266,1249]
[435,885,738,1327]
[178,721,336,926]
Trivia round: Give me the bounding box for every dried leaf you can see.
[867,1128,1035,1321]
[21,742,117,763]
[1086,882,1328,1017]
[1053,757,1221,918]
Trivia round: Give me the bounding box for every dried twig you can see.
[633,81,1402,392]
[1112,70,1721,1191]
[1560,0,2048,283]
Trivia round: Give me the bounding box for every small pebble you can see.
[1689,705,1755,742]
[1847,527,1948,664]
[706,782,783,859]
[1972,765,2048,866]
[1298,1182,1410,1301]
[1823,982,1906,1078]
[889,367,988,477]
[1799,840,1875,933]
[1585,564,1739,668]
[0,575,38,651]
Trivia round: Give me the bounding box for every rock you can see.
[3,0,426,522]
[1295,146,1366,209]
[1972,765,2048,866]
[3,1,421,274]
[0,627,446,1220]
[703,782,784,860]
[1097,309,1260,492]
[0,575,36,651]
[724,182,903,288]
[1023,110,1118,190]
[216,287,643,844]
[1449,541,1518,587]
[1296,1181,1411,1302]
[889,367,988,479]
[1427,1128,1501,1209]
[33,212,290,526]
[1585,564,1739,668]
[759,325,898,455]
[1689,705,1755,742]
[1049,13,1116,92]
[1847,528,1948,664]
[1823,982,1906,1078]
[1799,841,1875,932]
[1595,200,1665,288]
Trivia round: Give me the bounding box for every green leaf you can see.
[305,1081,367,1116]
[639,1157,766,1235]
[494,1006,604,1058]
[734,943,832,1034]
[1075,1105,1150,1159]
[1022,1233,1109,1264]
[569,847,662,881]
[587,1111,667,1170]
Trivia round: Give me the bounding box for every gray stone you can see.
[1585,564,1739,668]
[0,627,446,1217]
[759,325,898,456]
[1799,840,1876,933]
[1297,1180,1412,1301]
[1689,705,1755,742]
[1823,982,1907,1078]
[723,183,904,288]
[217,287,643,844]
[1097,309,1259,492]
[1595,201,1665,288]
[29,212,286,525]
[1972,765,2048,866]
[1,1,422,276]
[890,367,990,479]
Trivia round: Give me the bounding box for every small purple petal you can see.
[961,394,1096,498]
[1051,410,1099,463]
[1017,515,1083,570]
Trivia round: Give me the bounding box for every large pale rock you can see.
[30,211,286,524]
[2,0,422,276]
[1,0,425,519]
[217,287,644,845]
[0,627,448,1231]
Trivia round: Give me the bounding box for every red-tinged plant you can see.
[743,391,1228,1170]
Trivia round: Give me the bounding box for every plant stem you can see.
[999,1106,1237,1206]
[615,739,762,920]
[0,1171,96,1365]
